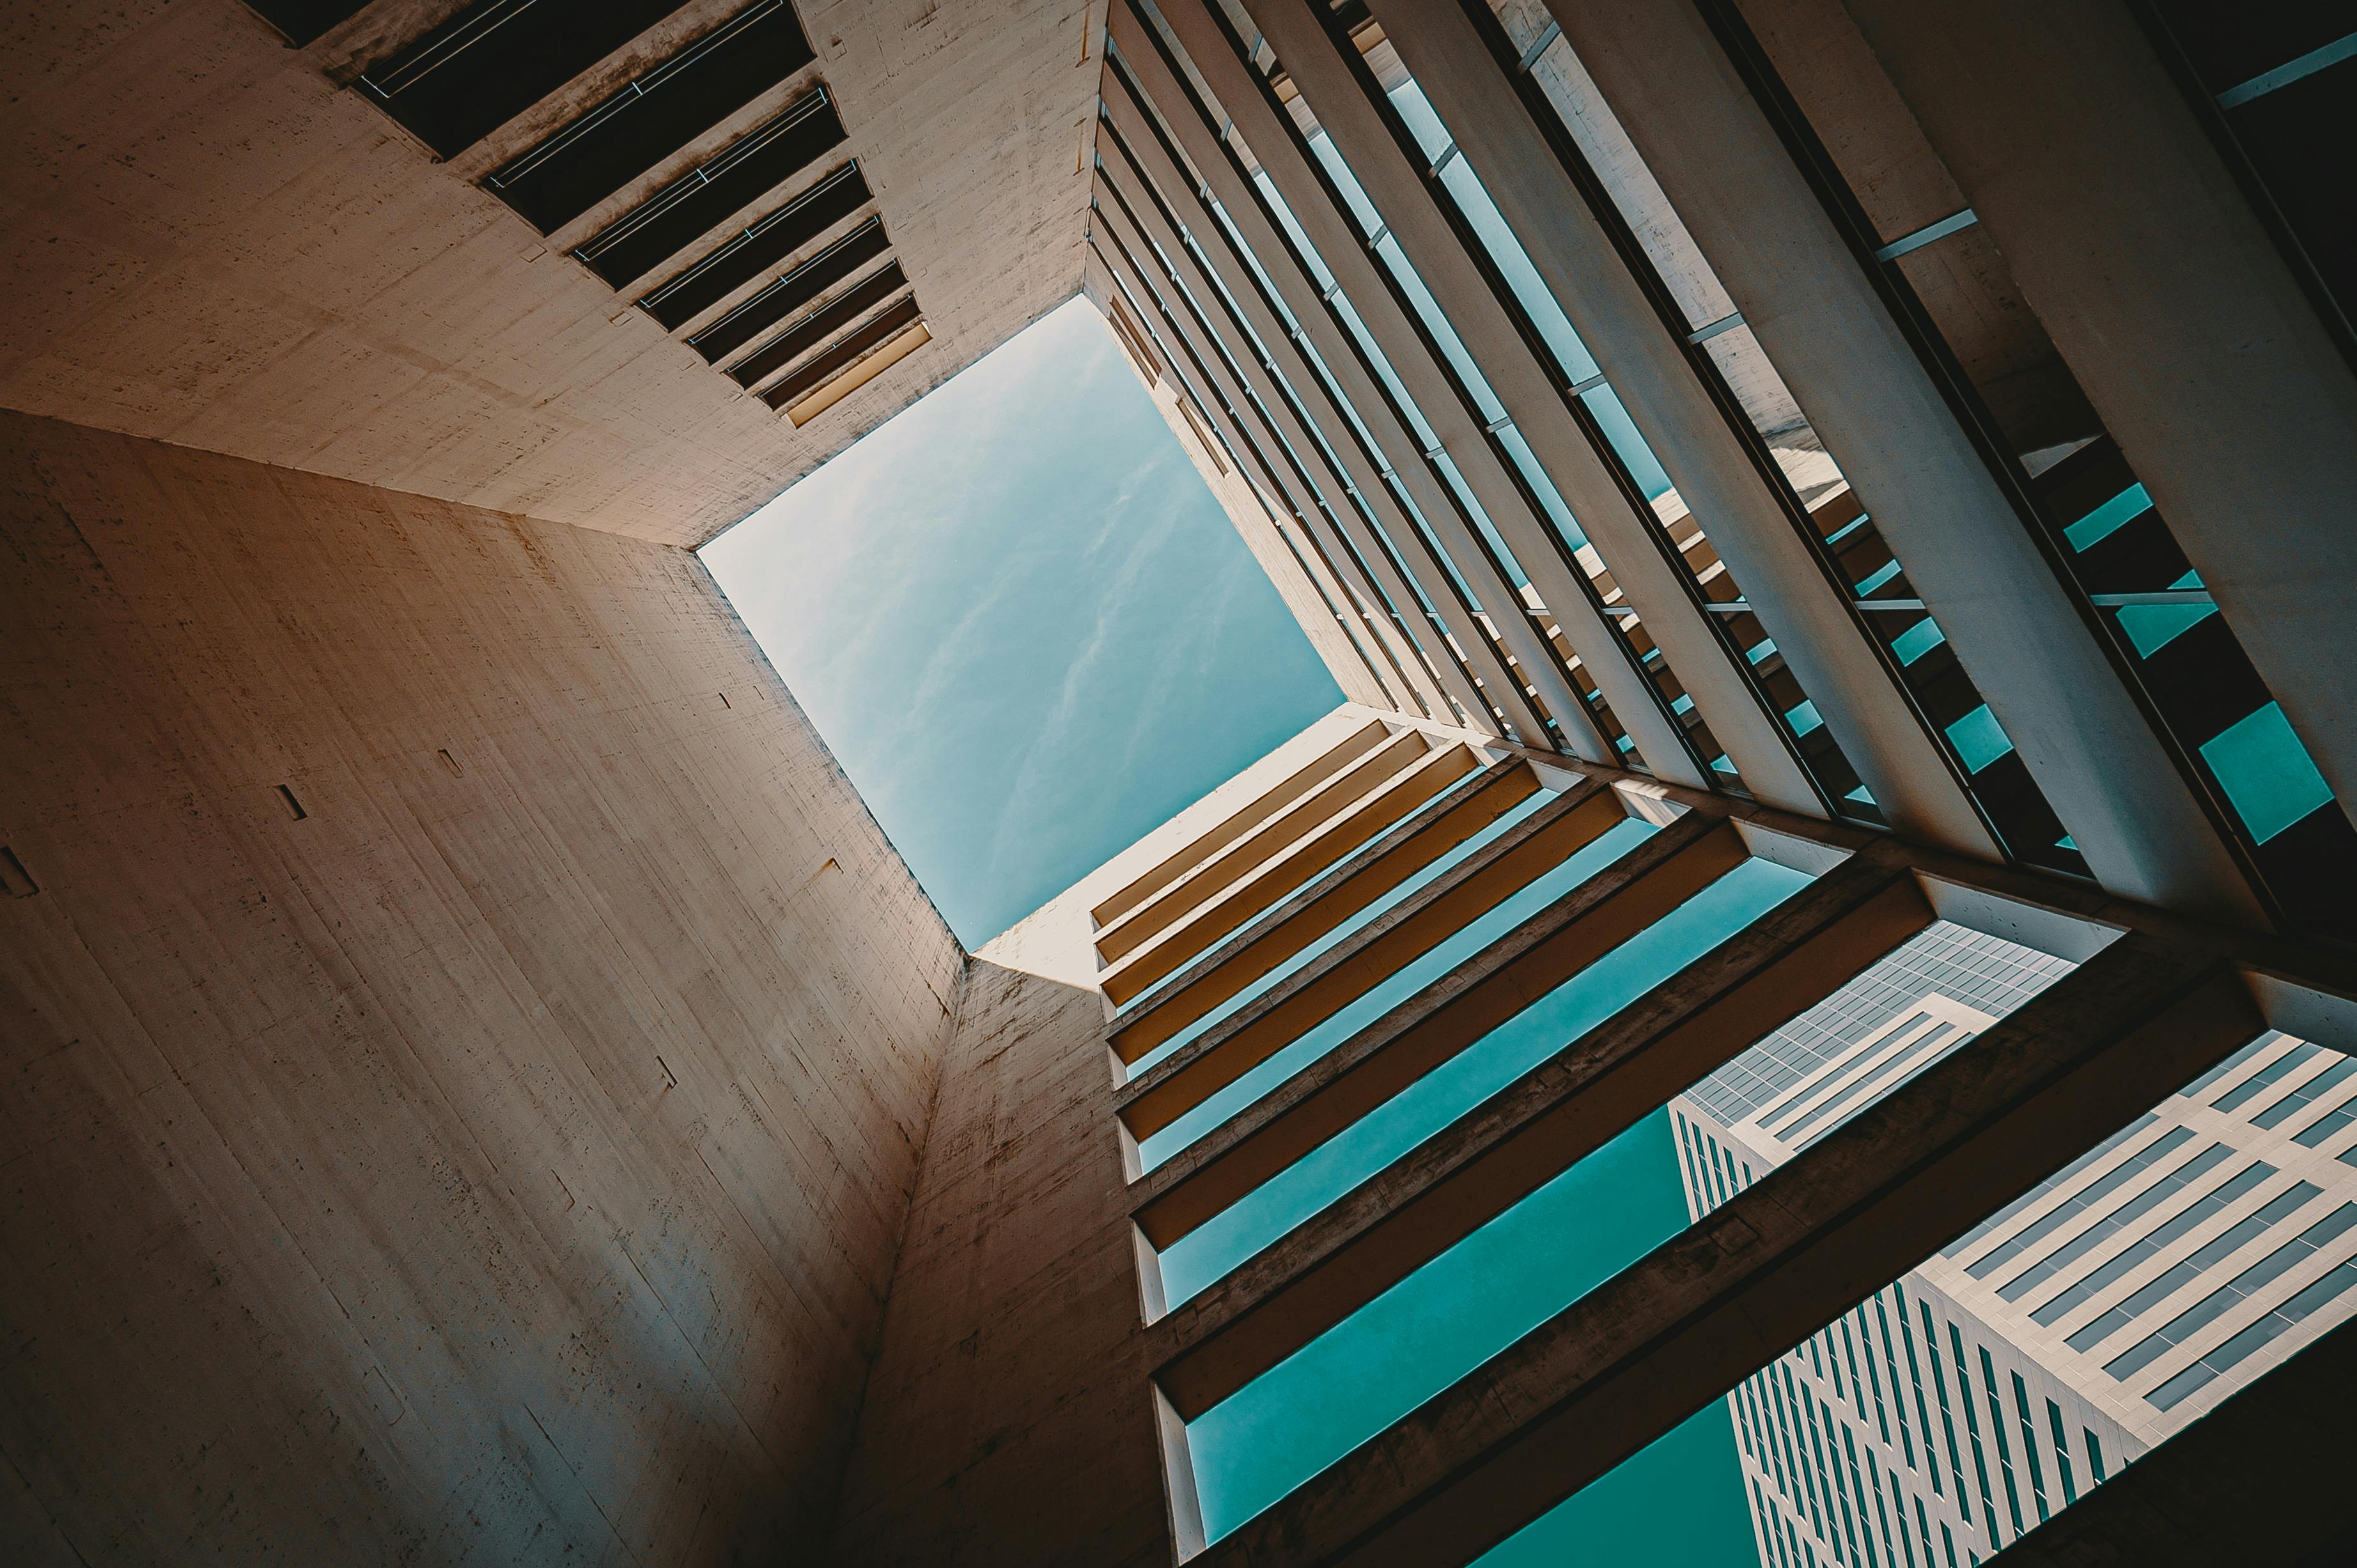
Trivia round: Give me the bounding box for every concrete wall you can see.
[827,711,1368,1564]
[0,410,964,1564]
[825,954,1169,1565]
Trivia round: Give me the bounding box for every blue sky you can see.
[701,297,1342,945]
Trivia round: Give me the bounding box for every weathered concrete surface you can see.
[0,0,1103,548]
[826,955,1166,1565]
[1728,0,2101,454]
[827,713,1380,1565]
[0,410,963,1562]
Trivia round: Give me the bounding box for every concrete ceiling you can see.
[0,0,1103,547]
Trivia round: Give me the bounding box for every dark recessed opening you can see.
[276,784,309,821]
[0,846,38,899]
[763,294,924,411]
[574,88,846,288]
[731,261,909,389]
[439,748,464,777]
[358,0,698,159]
[483,0,817,235]
[687,215,891,362]
[639,162,871,330]
[240,0,371,47]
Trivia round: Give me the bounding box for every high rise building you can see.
[3,0,2354,1565]
[1677,932,2357,1567]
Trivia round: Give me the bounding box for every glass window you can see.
[2200,702,2335,844]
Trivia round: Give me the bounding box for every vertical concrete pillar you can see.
[1243,0,1993,851]
[1838,0,2357,812]
[1135,0,1703,782]
[1090,172,1483,734]
[1091,213,1482,734]
[1528,0,2268,925]
[1208,2,1817,811]
[1104,29,1539,743]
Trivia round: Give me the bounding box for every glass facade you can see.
[1671,938,2357,1566]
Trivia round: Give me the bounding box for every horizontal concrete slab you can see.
[1117,775,1609,1140]
[1197,935,2261,1566]
[1100,745,1479,1006]
[1149,845,1930,1417]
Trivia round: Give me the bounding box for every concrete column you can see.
[1243,0,1994,853]
[1197,935,2262,1565]
[1089,214,1480,735]
[1838,0,2357,814]
[1092,166,1505,738]
[1101,41,1547,747]
[1534,0,2268,926]
[1252,0,1823,819]
[1132,0,1703,782]
[1096,145,1574,759]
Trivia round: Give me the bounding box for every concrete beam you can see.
[1099,743,1480,1005]
[1146,843,1929,1418]
[1119,0,1656,766]
[1108,760,1566,1065]
[1244,0,1988,849]
[1116,774,1610,1135]
[1261,0,1826,818]
[1836,0,2357,812]
[1406,0,2261,922]
[1094,717,1394,928]
[1197,935,2262,1566]
[1096,727,1433,963]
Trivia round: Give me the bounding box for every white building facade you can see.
[1674,926,2357,1567]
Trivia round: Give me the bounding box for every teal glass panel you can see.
[1156,859,1810,1305]
[2200,702,2335,843]
[1303,129,1383,235]
[1190,1108,1705,1538]
[1252,170,1337,290]
[1373,232,1509,423]
[2115,574,2216,658]
[1431,449,1527,587]
[2063,484,2151,552]
[1381,84,1599,385]
[1892,616,1947,666]
[1473,1404,1755,1565]
[1787,699,1824,738]
[1856,559,1904,596]
[1498,424,1587,546]
[1330,291,1442,450]
[1947,705,2016,774]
